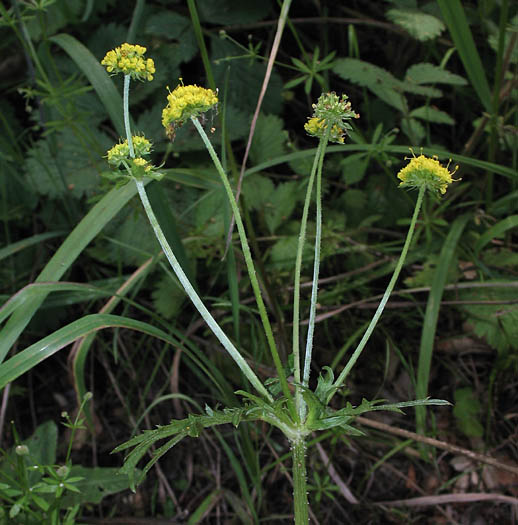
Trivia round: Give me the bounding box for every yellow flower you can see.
[304,92,359,144]
[161,83,218,131]
[101,43,155,81]
[397,153,459,195]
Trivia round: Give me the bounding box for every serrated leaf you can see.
[152,273,186,320]
[264,181,298,234]
[269,234,312,271]
[400,117,425,143]
[333,58,408,111]
[386,8,445,41]
[242,173,275,210]
[410,105,455,125]
[405,63,467,85]
[25,132,103,199]
[249,114,287,165]
[453,387,483,438]
[460,284,518,354]
[314,366,336,404]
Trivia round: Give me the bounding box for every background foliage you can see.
[0,0,517,522]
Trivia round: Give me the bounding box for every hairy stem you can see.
[191,116,292,402]
[330,186,426,401]
[135,179,272,402]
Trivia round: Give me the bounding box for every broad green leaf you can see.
[405,63,467,85]
[249,114,287,165]
[242,173,275,210]
[264,181,298,234]
[25,131,104,199]
[410,106,455,125]
[60,467,137,506]
[453,387,483,438]
[400,117,425,143]
[460,284,518,354]
[152,273,186,320]
[386,8,445,41]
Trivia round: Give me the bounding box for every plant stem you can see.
[330,186,426,401]
[191,116,291,402]
[292,438,309,524]
[303,129,330,389]
[292,138,325,417]
[134,178,273,402]
[123,74,135,157]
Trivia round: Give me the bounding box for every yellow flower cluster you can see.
[161,84,218,130]
[101,43,155,81]
[106,136,152,167]
[304,117,346,144]
[397,154,458,195]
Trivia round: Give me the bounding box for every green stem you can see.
[292,138,325,417]
[292,438,309,524]
[123,74,135,157]
[303,131,329,389]
[135,178,273,402]
[191,117,291,402]
[330,186,426,401]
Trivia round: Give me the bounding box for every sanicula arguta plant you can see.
[101,44,453,523]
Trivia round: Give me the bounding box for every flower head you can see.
[101,43,155,81]
[305,92,359,144]
[105,135,162,182]
[106,136,152,168]
[397,153,459,195]
[161,83,218,134]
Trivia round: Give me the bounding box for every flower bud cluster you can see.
[106,136,152,168]
[106,136,162,181]
[304,92,359,144]
[101,43,155,82]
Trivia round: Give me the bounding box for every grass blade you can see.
[436,0,492,111]
[415,214,471,436]
[49,33,126,136]
[0,182,140,363]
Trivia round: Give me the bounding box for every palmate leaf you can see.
[386,8,445,41]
